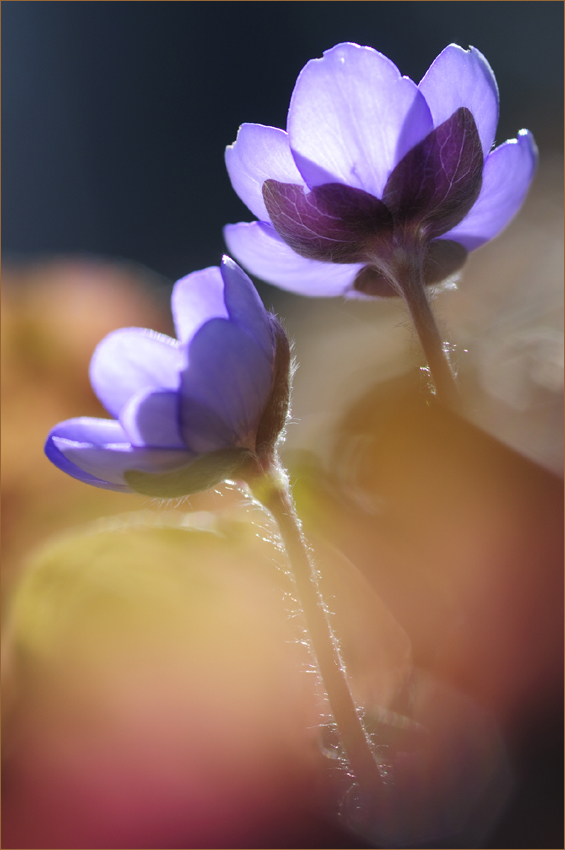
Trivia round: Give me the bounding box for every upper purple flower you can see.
[45,257,290,497]
[224,43,538,298]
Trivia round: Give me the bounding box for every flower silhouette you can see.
[45,257,290,496]
[224,43,537,298]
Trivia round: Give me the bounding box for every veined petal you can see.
[225,123,306,221]
[288,42,433,199]
[52,439,191,488]
[180,318,273,448]
[224,221,363,297]
[419,44,499,157]
[172,266,228,343]
[120,389,186,449]
[440,130,538,250]
[220,256,274,358]
[45,417,132,491]
[89,328,184,418]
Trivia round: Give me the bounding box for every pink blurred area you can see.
[1,230,563,848]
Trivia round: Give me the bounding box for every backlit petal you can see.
[120,389,186,449]
[440,130,538,250]
[419,44,499,157]
[288,42,433,198]
[89,328,184,418]
[225,123,305,221]
[180,318,272,448]
[52,439,190,488]
[220,256,274,358]
[224,221,362,296]
[172,266,228,343]
[45,417,132,491]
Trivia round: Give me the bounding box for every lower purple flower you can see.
[45,257,291,497]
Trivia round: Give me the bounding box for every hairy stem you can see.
[400,264,459,405]
[251,462,384,794]
[374,243,460,406]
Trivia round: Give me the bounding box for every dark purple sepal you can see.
[124,447,256,498]
[353,239,468,298]
[255,315,292,457]
[262,180,393,263]
[383,107,483,240]
[353,267,398,298]
[424,239,468,285]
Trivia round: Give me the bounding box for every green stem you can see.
[251,462,384,795]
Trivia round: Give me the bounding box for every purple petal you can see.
[383,107,483,239]
[177,396,241,454]
[288,42,433,199]
[171,266,228,344]
[120,389,187,449]
[225,123,306,221]
[262,180,393,263]
[52,438,191,488]
[180,318,273,450]
[419,45,499,157]
[45,417,132,491]
[224,221,363,297]
[440,130,538,250]
[220,256,274,358]
[89,328,184,418]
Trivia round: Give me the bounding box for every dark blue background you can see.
[3,1,563,286]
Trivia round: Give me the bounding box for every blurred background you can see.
[2,2,563,849]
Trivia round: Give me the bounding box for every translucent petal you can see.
[220,256,274,358]
[440,130,538,250]
[120,389,186,449]
[171,266,228,343]
[44,418,132,491]
[89,328,184,418]
[288,42,433,199]
[224,221,362,297]
[225,123,305,221]
[52,438,190,488]
[419,44,499,157]
[180,318,273,448]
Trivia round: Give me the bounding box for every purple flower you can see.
[224,43,538,298]
[45,257,290,497]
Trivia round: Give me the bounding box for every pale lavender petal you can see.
[47,417,129,444]
[220,256,274,358]
[52,438,190,487]
[224,221,363,297]
[171,266,228,343]
[120,389,186,449]
[180,318,272,448]
[225,123,306,221]
[440,130,538,250]
[419,44,499,157]
[89,328,184,418]
[288,42,433,199]
[44,417,132,491]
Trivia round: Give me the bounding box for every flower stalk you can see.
[382,245,460,407]
[249,459,385,797]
